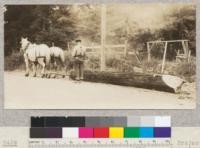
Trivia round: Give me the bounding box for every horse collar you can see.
[24,42,30,51]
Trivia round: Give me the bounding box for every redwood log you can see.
[69,70,185,93]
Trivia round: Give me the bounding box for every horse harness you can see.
[74,46,85,58]
[24,42,30,51]
[24,42,46,62]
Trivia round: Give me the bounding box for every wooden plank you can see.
[182,40,187,55]
[132,49,143,66]
[67,42,70,51]
[85,44,125,49]
[124,40,128,56]
[161,42,168,73]
[47,72,66,78]
[185,41,189,54]
[85,46,101,49]
[106,44,126,48]
[100,4,106,71]
[147,42,151,62]
[147,39,188,44]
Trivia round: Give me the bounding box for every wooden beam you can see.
[185,41,189,61]
[100,4,106,71]
[85,44,125,49]
[85,46,101,49]
[124,40,128,56]
[67,42,70,51]
[161,42,168,73]
[185,41,189,52]
[182,40,187,55]
[147,42,151,62]
[106,44,125,48]
[147,39,188,44]
[188,50,191,63]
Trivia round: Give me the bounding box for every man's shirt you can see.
[72,44,86,57]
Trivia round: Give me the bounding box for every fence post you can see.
[161,42,168,74]
[100,4,106,71]
[124,40,128,56]
[67,42,70,51]
[147,42,151,62]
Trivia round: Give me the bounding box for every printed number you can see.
[69,141,73,144]
[111,140,114,144]
[3,140,17,146]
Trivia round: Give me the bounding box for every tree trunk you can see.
[70,70,185,93]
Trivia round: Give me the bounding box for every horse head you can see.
[20,37,30,53]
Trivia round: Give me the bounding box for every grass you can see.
[142,57,196,82]
[4,51,24,71]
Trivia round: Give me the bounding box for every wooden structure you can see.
[101,4,106,71]
[68,4,127,70]
[47,72,66,78]
[70,70,185,93]
[100,5,128,70]
[84,44,127,55]
[147,40,190,74]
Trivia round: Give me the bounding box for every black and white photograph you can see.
[4,3,196,109]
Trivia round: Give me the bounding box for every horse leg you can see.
[24,53,29,77]
[32,62,37,77]
[38,58,46,78]
[60,55,66,74]
[54,61,57,71]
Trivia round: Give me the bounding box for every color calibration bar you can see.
[30,116,171,138]
[30,127,171,138]
[2,127,200,148]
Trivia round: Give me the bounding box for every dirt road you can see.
[4,71,196,109]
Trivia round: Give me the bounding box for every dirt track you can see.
[4,71,196,109]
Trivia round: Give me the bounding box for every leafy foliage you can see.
[5,4,195,57]
[4,4,196,80]
[4,5,99,56]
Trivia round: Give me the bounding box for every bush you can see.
[142,58,161,73]
[176,60,196,77]
[142,57,196,82]
[63,50,74,71]
[170,59,196,82]
[106,56,142,72]
[4,51,24,71]
[85,55,100,70]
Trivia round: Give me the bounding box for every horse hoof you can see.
[46,74,50,78]
[25,73,29,77]
[41,74,45,78]
[33,74,36,77]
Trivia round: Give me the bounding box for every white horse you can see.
[20,37,51,77]
[49,46,65,70]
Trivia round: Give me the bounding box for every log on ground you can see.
[69,70,185,93]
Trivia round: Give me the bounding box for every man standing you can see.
[72,39,86,81]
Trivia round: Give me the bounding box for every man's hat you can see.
[75,39,81,42]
